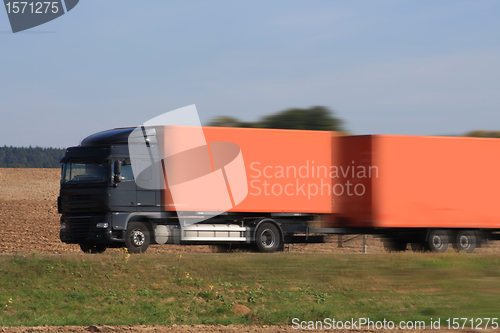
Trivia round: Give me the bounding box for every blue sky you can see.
[1,0,499,148]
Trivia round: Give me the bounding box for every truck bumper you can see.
[60,229,113,244]
[60,214,116,245]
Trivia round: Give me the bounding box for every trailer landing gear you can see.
[382,238,407,252]
[410,242,426,252]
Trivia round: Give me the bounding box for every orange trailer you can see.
[160,126,335,214]
[331,135,500,252]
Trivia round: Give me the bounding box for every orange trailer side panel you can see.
[374,135,500,228]
[162,127,334,214]
[337,135,500,229]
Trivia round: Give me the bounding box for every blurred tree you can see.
[208,106,345,132]
[208,116,244,128]
[258,106,343,131]
[464,130,500,138]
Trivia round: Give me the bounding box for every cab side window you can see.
[120,164,134,181]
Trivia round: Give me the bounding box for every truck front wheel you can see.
[125,222,150,253]
[255,223,281,253]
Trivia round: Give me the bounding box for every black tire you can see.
[255,223,281,253]
[125,222,150,253]
[79,243,107,254]
[455,230,477,253]
[410,242,426,252]
[383,238,407,252]
[428,229,449,252]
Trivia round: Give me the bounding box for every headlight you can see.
[96,222,109,228]
[60,222,68,230]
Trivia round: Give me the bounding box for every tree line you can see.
[0,146,65,168]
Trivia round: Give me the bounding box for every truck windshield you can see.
[62,163,109,185]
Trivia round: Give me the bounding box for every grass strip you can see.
[0,252,499,327]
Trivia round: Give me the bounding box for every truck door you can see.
[135,159,162,211]
[109,162,137,212]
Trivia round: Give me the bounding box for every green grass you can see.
[0,252,499,327]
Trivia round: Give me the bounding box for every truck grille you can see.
[62,193,109,213]
[68,195,92,202]
[69,217,92,238]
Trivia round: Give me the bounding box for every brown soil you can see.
[1,168,500,255]
[0,168,385,255]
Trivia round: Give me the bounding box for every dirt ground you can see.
[0,168,387,255]
[1,168,499,255]
[0,168,498,332]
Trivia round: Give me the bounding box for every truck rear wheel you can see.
[428,230,449,252]
[79,243,107,254]
[125,222,150,253]
[455,230,477,253]
[255,223,281,253]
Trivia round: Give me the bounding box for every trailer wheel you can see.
[255,223,281,253]
[428,230,449,252]
[79,243,107,254]
[455,230,477,253]
[125,222,150,253]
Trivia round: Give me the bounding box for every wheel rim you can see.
[260,229,275,248]
[432,235,443,250]
[459,235,470,250]
[131,229,145,247]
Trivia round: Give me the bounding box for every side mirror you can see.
[114,160,122,175]
[113,160,122,187]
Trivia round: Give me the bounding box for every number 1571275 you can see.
[5,2,60,14]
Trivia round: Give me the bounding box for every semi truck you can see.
[58,126,500,254]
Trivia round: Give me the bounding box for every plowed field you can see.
[1,168,500,255]
[0,168,383,255]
